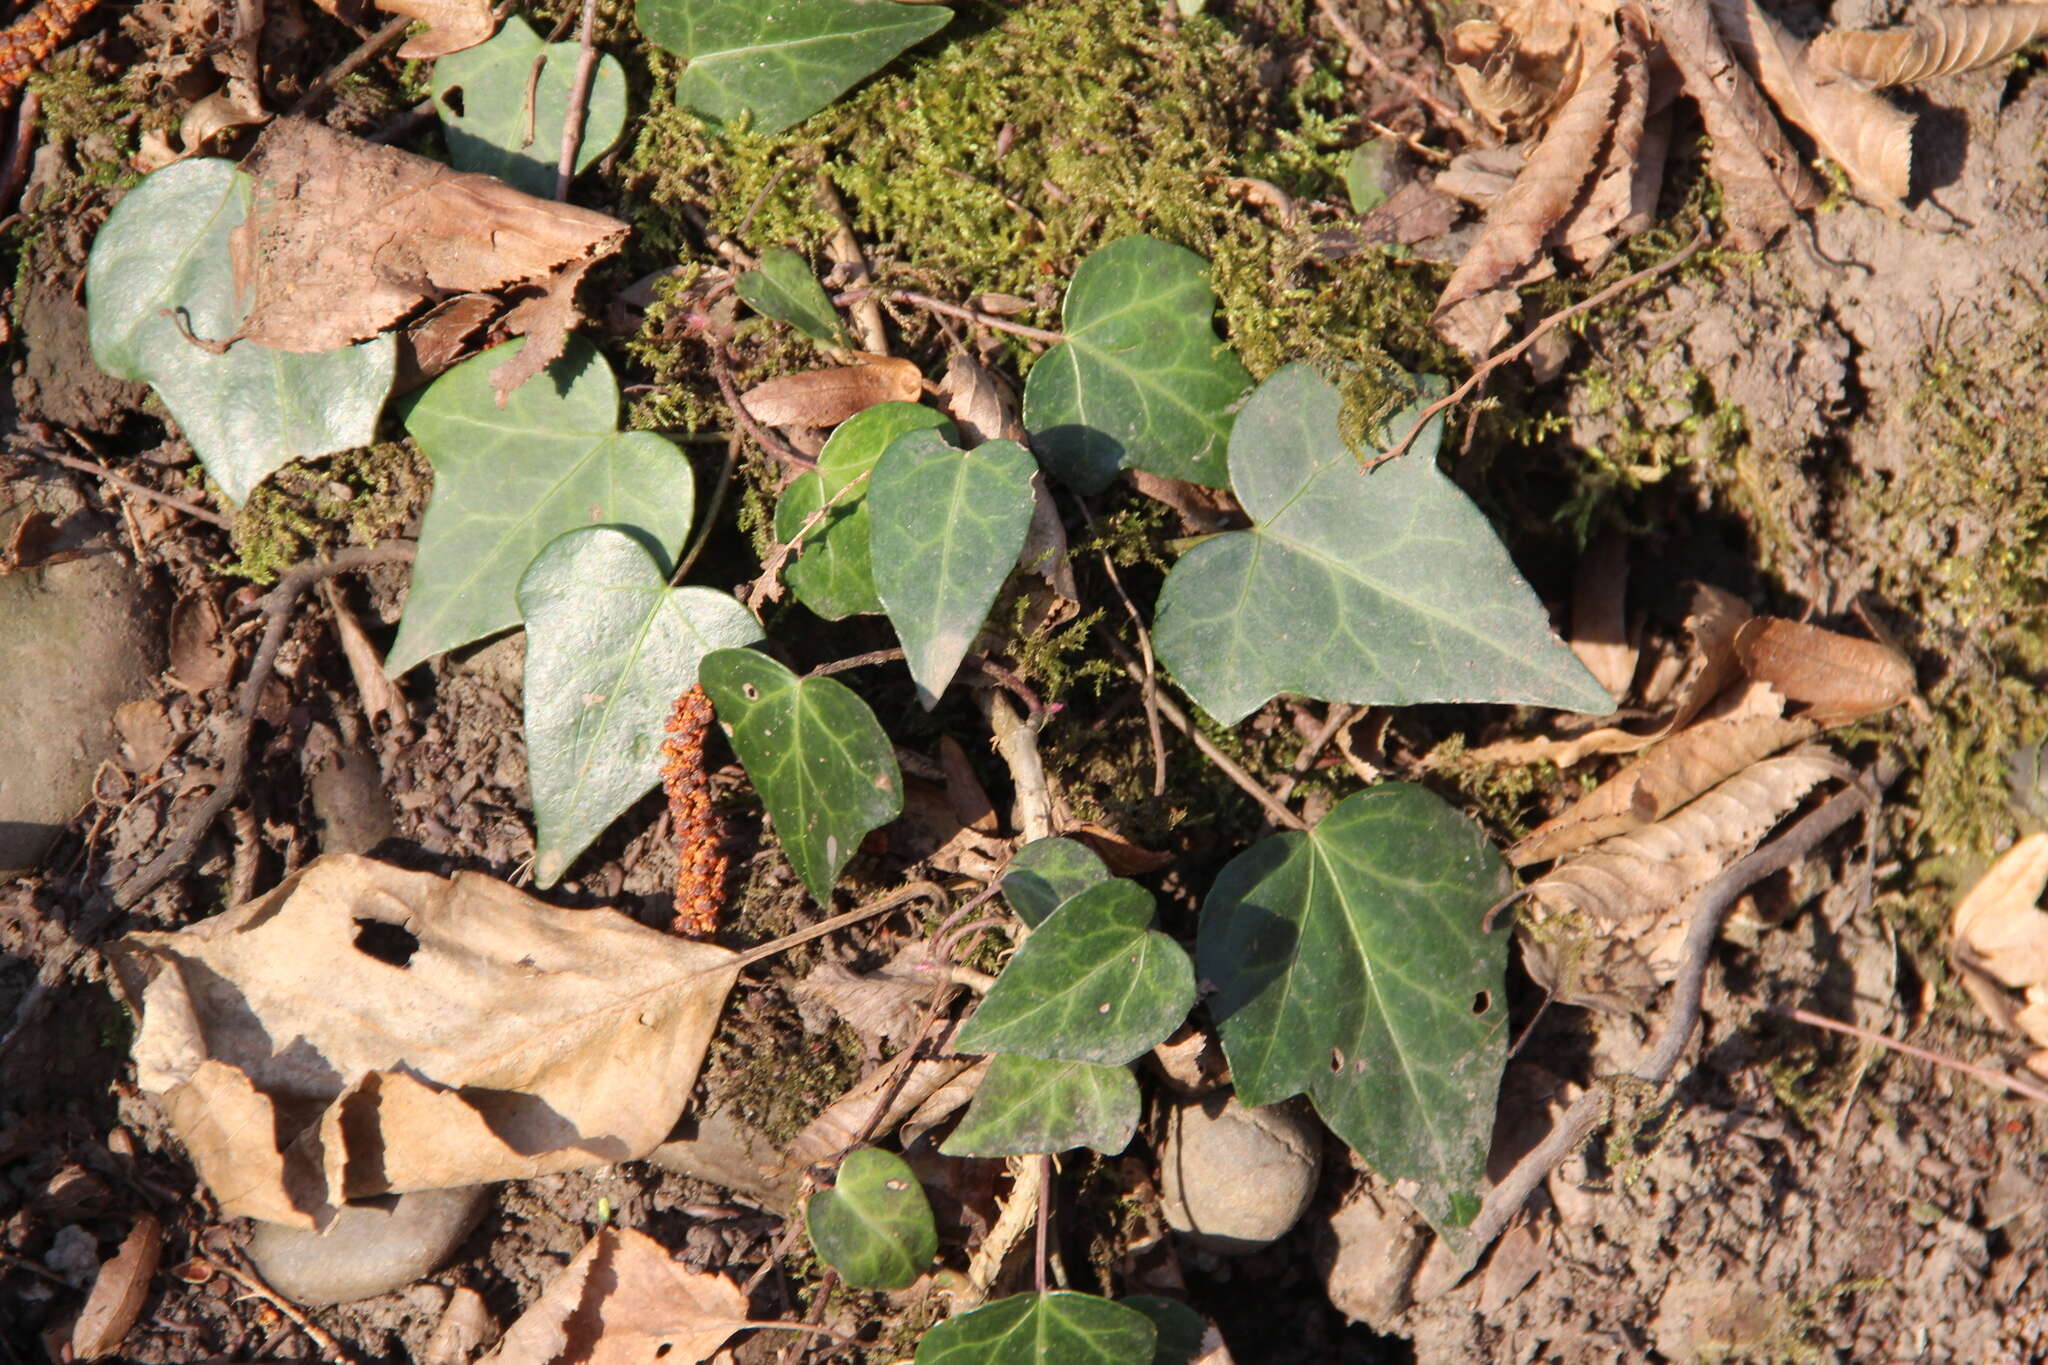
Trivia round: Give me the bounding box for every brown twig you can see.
[1086,520,1166,798]
[205,1254,355,1362]
[833,288,1064,346]
[706,343,816,471]
[290,14,412,117]
[553,0,601,199]
[979,689,1053,842]
[1312,0,1484,144]
[1764,1002,2048,1107]
[33,446,232,528]
[807,647,1044,724]
[1417,756,1897,1297]
[115,542,417,909]
[1273,703,1359,804]
[0,89,39,218]
[1097,629,1308,831]
[1369,228,1710,469]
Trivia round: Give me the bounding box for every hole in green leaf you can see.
[1471,990,1491,1015]
[441,86,465,116]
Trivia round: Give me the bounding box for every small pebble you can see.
[1159,1094,1320,1255]
[247,1185,490,1307]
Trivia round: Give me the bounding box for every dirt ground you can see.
[3,0,2047,1361]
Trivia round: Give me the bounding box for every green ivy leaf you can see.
[736,247,851,348]
[519,527,761,887]
[1153,364,1613,725]
[1343,139,1395,215]
[915,1292,1156,1365]
[1198,784,1510,1243]
[1021,236,1250,495]
[772,403,954,621]
[1000,836,1111,929]
[639,0,953,135]
[1121,1297,1206,1365]
[805,1148,937,1290]
[870,429,1037,708]
[390,337,697,677]
[954,880,1193,1065]
[699,648,902,902]
[85,159,394,504]
[938,1054,1139,1158]
[430,15,628,198]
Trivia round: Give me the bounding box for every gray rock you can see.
[646,1108,800,1213]
[1159,1094,1320,1255]
[247,1185,490,1307]
[308,745,396,855]
[0,491,164,874]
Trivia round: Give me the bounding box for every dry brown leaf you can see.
[1520,748,1849,1009]
[1070,823,1174,876]
[785,1042,975,1170]
[1436,36,1635,319]
[738,358,924,429]
[1554,19,1651,268]
[1124,470,1244,535]
[1808,5,2048,87]
[790,941,948,1047]
[1433,146,1529,209]
[424,1285,497,1365]
[1711,0,1915,206]
[70,1215,161,1360]
[938,351,1025,445]
[488,258,600,403]
[321,581,409,730]
[939,735,1000,834]
[231,119,626,368]
[900,1055,989,1147]
[1732,616,1915,723]
[167,592,233,694]
[385,0,496,58]
[110,854,739,1227]
[1509,682,1820,866]
[1567,531,1637,700]
[114,698,176,773]
[1448,20,1568,136]
[1446,0,1618,135]
[1015,473,1080,636]
[483,1227,752,1365]
[1951,833,2048,989]
[397,293,501,391]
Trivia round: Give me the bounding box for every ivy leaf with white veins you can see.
[699,648,902,903]
[915,1292,1157,1365]
[1199,784,1511,1244]
[870,429,1037,708]
[773,403,955,620]
[1022,235,1251,495]
[431,15,627,198]
[519,527,762,887]
[806,1148,937,1290]
[1154,364,1612,725]
[954,880,1193,1065]
[389,337,697,677]
[85,159,394,504]
[640,0,953,136]
[938,1054,1140,1159]
[1001,836,1112,929]
[737,247,852,348]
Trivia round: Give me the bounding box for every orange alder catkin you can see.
[0,0,102,104]
[661,684,726,940]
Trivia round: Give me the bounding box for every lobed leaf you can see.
[806,1148,937,1290]
[85,159,395,504]
[1001,836,1112,929]
[736,247,852,347]
[699,648,902,902]
[915,1292,1157,1365]
[1122,1297,1207,1365]
[938,1054,1139,1158]
[431,16,628,198]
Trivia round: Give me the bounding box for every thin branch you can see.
[115,542,418,909]
[0,90,40,219]
[833,288,1064,346]
[33,447,232,528]
[1369,229,1710,469]
[1417,757,1897,1298]
[1312,0,1484,144]
[1085,514,1166,798]
[553,0,602,200]
[290,14,413,117]
[1764,1002,2048,1107]
[980,689,1053,842]
[705,343,816,471]
[807,647,1043,723]
[1273,704,1358,804]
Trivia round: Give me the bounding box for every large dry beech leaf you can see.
[109,855,739,1228]
[1731,615,1916,724]
[484,1227,754,1365]
[1949,832,2048,1077]
[231,118,626,398]
[1808,5,2048,86]
[1520,749,1849,1010]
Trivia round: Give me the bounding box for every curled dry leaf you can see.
[1732,616,1916,723]
[785,1032,976,1170]
[384,0,496,58]
[738,358,924,429]
[790,941,948,1047]
[1510,681,1820,866]
[1949,833,2048,1077]
[1807,5,2048,88]
[70,1215,161,1360]
[109,854,739,1227]
[231,119,625,390]
[167,591,234,694]
[1520,748,1849,1010]
[1567,531,1637,700]
[483,1227,751,1365]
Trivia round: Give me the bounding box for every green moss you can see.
[226,442,433,583]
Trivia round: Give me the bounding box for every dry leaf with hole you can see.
[108,854,739,1227]
[1808,5,2048,86]
[1732,616,1915,723]
[738,358,924,429]
[231,119,625,398]
[483,1227,754,1365]
[1519,748,1849,1010]
[69,1215,160,1360]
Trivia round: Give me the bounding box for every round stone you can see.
[1159,1094,1321,1255]
[246,1185,491,1307]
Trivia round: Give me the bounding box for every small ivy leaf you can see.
[1001,836,1111,929]
[639,0,953,136]
[699,648,902,903]
[1343,139,1397,215]
[85,159,394,504]
[519,527,762,887]
[773,403,955,621]
[939,1054,1139,1158]
[1120,1297,1207,1365]
[390,336,697,676]
[736,247,852,348]
[915,1291,1157,1365]
[430,15,628,198]
[805,1148,938,1290]
[1154,364,1613,725]
[870,429,1037,708]
[1021,236,1251,495]
[1199,784,1511,1245]
[955,880,1193,1065]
